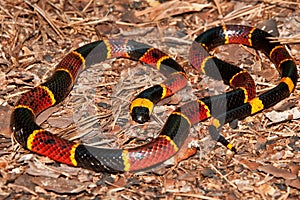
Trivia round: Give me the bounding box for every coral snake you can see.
[10,25,297,172]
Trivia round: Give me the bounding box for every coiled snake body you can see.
[11,25,297,172]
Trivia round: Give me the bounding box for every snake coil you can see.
[11,25,297,172]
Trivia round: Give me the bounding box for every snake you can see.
[10,25,297,172]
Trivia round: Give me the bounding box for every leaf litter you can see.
[0,0,299,199]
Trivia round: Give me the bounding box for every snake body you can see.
[10,25,297,172]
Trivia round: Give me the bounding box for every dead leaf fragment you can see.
[256,184,276,196]
[0,157,8,169]
[286,178,300,189]
[258,165,297,180]
[0,105,12,137]
[233,179,253,192]
[236,158,262,171]
[31,176,89,194]
[265,107,300,125]
[136,0,211,21]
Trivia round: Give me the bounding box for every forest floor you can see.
[0,0,300,199]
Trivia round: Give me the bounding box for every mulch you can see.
[0,0,300,199]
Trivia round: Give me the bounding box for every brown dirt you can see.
[0,0,300,199]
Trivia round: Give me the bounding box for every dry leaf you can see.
[256,184,276,196]
[31,176,89,194]
[258,165,297,180]
[265,107,300,124]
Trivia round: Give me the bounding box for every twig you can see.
[210,164,238,189]
[174,192,220,200]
